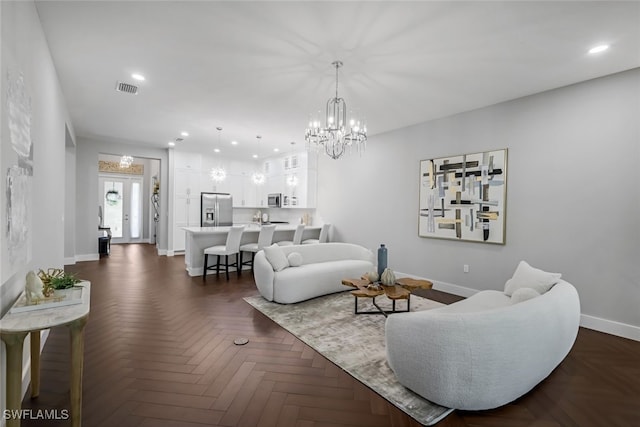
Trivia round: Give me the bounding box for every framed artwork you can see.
[419,149,507,244]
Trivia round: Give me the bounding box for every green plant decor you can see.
[38,268,81,296]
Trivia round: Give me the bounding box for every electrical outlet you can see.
[463,264,469,273]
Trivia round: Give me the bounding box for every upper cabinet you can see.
[170,150,316,212]
[271,151,317,208]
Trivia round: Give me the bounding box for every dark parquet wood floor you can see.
[20,244,640,426]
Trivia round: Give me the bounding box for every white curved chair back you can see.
[257,224,276,249]
[225,225,245,252]
[292,224,305,245]
[318,223,331,243]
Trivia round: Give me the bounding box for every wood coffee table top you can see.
[341,277,431,300]
[342,276,431,316]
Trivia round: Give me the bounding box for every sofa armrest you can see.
[253,251,275,301]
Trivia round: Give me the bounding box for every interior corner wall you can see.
[316,68,640,329]
[75,136,169,258]
[0,0,75,419]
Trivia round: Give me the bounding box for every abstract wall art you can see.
[2,70,34,283]
[419,149,507,244]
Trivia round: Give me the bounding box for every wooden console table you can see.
[0,282,91,427]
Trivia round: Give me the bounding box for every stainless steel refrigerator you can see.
[200,192,233,227]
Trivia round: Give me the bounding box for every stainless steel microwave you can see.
[267,193,282,208]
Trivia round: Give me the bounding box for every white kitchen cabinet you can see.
[172,152,203,252]
[278,151,317,208]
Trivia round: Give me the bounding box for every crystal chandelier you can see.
[210,127,226,182]
[251,172,265,185]
[210,168,226,182]
[305,61,367,160]
[119,155,133,168]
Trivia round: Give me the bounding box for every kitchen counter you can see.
[182,224,321,276]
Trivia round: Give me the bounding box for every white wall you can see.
[0,0,75,418]
[75,136,169,258]
[64,128,76,263]
[317,68,640,334]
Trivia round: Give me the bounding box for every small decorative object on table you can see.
[381,268,396,285]
[10,269,85,314]
[377,244,387,277]
[365,270,379,283]
[38,268,81,297]
[25,271,45,302]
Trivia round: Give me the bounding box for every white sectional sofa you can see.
[253,242,374,304]
[386,278,580,410]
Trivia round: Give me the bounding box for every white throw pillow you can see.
[263,244,289,272]
[287,252,303,267]
[504,260,561,296]
[510,287,541,304]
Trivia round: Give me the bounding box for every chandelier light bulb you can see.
[119,155,134,168]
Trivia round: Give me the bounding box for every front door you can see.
[99,176,143,244]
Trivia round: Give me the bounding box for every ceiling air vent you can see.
[174,138,184,143]
[115,81,139,95]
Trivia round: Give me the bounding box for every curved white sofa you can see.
[385,280,580,410]
[253,242,374,304]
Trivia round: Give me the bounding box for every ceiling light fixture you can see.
[119,155,134,168]
[251,172,265,185]
[210,127,226,182]
[252,154,258,159]
[131,73,145,81]
[589,44,609,54]
[274,148,279,153]
[181,131,189,137]
[231,140,238,145]
[214,148,220,153]
[168,141,175,147]
[305,60,367,160]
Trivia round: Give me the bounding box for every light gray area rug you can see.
[244,291,454,426]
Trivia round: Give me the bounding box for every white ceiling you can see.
[35,1,640,160]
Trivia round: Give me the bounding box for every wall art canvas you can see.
[2,70,34,283]
[419,149,507,244]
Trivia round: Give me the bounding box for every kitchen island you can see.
[183,224,321,277]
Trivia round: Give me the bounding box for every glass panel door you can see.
[100,176,143,244]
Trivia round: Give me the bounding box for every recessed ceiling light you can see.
[168,141,175,147]
[252,154,258,159]
[131,73,145,81]
[181,131,189,137]
[588,44,609,54]
[214,148,220,153]
[231,141,238,145]
[274,148,279,152]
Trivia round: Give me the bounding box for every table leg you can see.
[68,316,88,427]
[30,331,40,398]
[2,332,28,427]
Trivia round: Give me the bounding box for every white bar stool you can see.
[203,225,245,280]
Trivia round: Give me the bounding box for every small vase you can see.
[377,244,387,277]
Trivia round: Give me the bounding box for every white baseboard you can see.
[167,250,184,257]
[63,257,76,265]
[157,248,167,256]
[75,253,99,262]
[580,314,640,342]
[396,271,639,342]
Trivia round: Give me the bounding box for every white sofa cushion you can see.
[263,244,289,272]
[287,252,303,267]
[510,287,541,304]
[504,260,561,296]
